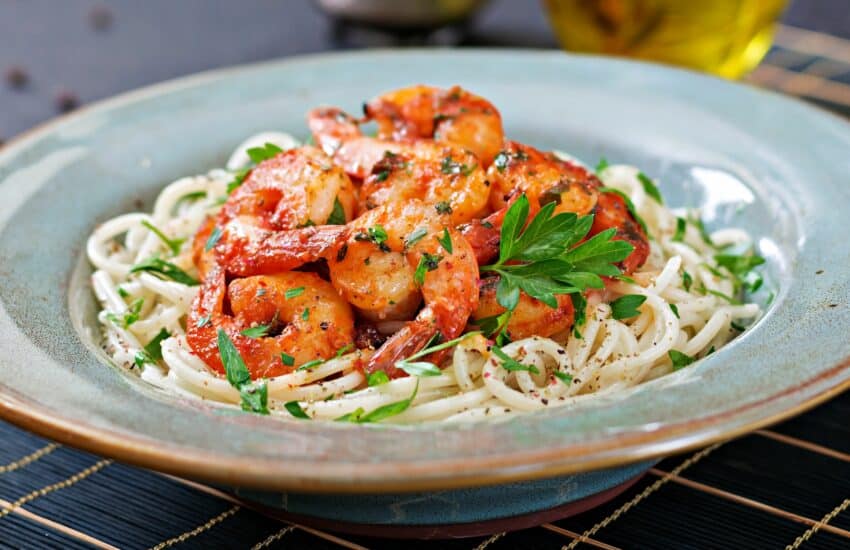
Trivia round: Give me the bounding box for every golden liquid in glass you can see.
[543,0,788,78]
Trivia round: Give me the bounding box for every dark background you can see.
[1,0,849,141]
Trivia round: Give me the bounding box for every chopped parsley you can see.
[355,225,390,252]
[594,157,609,175]
[672,217,686,242]
[326,197,346,225]
[133,328,171,370]
[106,297,144,328]
[297,358,324,371]
[637,172,663,204]
[246,142,283,164]
[393,332,479,377]
[668,349,696,370]
[413,252,443,286]
[404,227,428,248]
[440,155,475,176]
[367,371,390,387]
[435,201,453,215]
[610,294,647,320]
[669,303,680,318]
[285,287,305,299]
[280,352,295,366]
[284,401,310,419]
[491,345,540,374]
[570,292,587,339]
[682,271,693,292]
[493,150,529,173]
[226,168,250,194]
[141,220,185,256]
[241,324,270,338]
[204,226,222,252]
[129,257,199,286]
[598,187,649,236]
[436,227,453,253]
[301,308,310,320]
[217,329,269,414]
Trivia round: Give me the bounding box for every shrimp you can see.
[186,268,355,379]
[473,276,575,340]
[192,146,354,277]
[487,141,598,216]
[364,84,505,166]
[220,145,356,231]
[359,142,490,225]
[308,108,490,224]
[463,141,649,273]
[327,200,479,377]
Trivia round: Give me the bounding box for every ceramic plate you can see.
[1,50,849,494]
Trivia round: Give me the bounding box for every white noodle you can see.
[86,140,762,423]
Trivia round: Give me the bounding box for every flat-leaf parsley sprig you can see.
[480,195,634,311]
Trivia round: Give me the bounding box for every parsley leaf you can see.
[226,168,250,194]
[570,293,587,339]
[637,172,663,204]
[297,358,323,371]
[217,329,269,414]
[285,287,304,299]
[688,213,715,247]
[246,142,283,164]
[393,332,480,376]
[301,308,309,320]
[357,380,418,423]
[610,294,646,320]
[204,226,222,252]
[367,371,390,387]
[133,327,171,370]
[669,303,680,318]
[595,157,609,175]
[413,252,442,286]
[682,270,693,292]
[141,220,185,256]
[481,195,633,313]
[404,227,428,248]
[397,361,442,377]
[241,324,270,338]
[280,353,294,366]
[491,346,540,374]
[284,401,310,419]
[668,349,696,370]
[435,201,453,215]
[437,227,453,253]
[130,257,199,286]
[672,217,686,242]
[598,187,649,236]
[106,297,144,328]
[327,197,346,225]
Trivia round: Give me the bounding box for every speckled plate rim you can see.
[0,49,849,494]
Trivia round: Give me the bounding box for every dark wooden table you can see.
[2,1,850,548]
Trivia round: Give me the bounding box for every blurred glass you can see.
[543,0,788,78]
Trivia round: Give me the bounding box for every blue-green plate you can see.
[0,51,849,527]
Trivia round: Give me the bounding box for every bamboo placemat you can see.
[2,22,850,550]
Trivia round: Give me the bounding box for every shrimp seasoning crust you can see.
[87,84,767,423]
